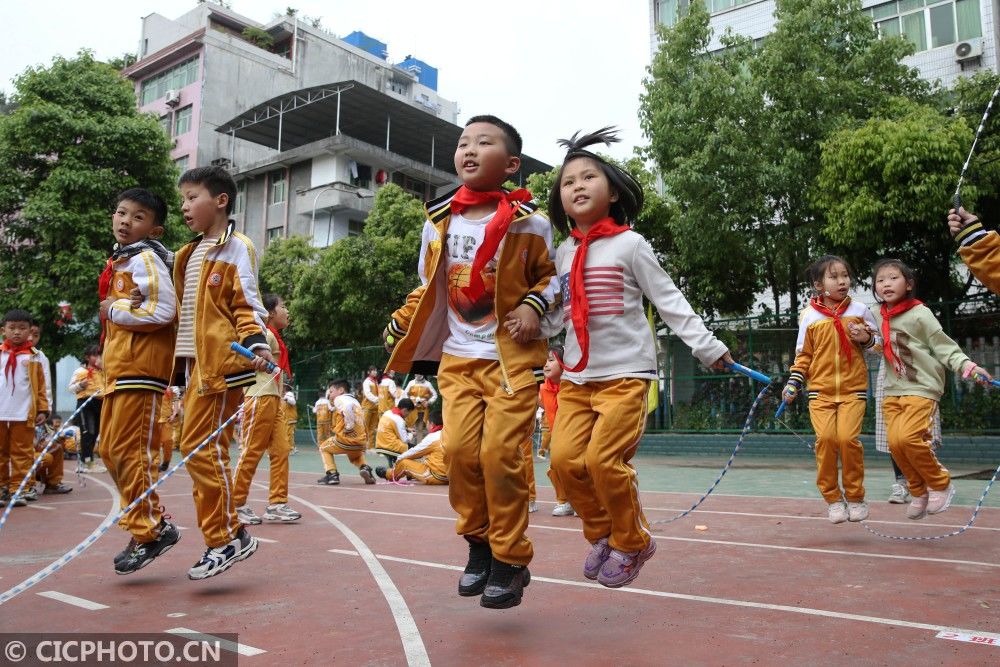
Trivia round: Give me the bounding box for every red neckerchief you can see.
[809,296,854,364]
[1,339,33,390]
[97,257,115,351]
[428,424,443,434]
[391,407,404,417]
[267,324,292,380]
[881,298,923,377]
[450,186,532,301]
[559,217,630,373]
[543,378,560,395]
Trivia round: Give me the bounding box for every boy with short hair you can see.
[317,379,375,485]
[173,166,273,580]
[375,398,414,468]
[361,367,380,449]
[382,115,558,609]
[27,321,53,411]
[0,309,50,508]
[376,410,448,485]
[96,188,181,574]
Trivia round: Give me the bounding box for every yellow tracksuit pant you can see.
[521,435,536,503]
[158,421,173,467]
[233,395,291,507]
[0,421,34,494]
[547,467,569,504]
[319,434,368,471]
[363,406,379,450]
[809,397,866,504]
[884,396,950,497]
[392,458,448,485]
[551,378,651,553]
[35,444,64,487]
[439,353,536,566]
[181,386,243,548]
[316,421,334,471]
[99,391,164,543]
[538,423,551,456]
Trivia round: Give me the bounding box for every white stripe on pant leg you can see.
[233,397,259,483]
[212,391,237,542]
[142,392,159,533]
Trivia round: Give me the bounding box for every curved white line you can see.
[0,475,118,605]
[257,483,430,666]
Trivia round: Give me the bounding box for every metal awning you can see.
[215,81,551,178]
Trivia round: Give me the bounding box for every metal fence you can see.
[287,294,1000,435]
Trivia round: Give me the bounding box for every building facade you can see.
[649,0,997,88]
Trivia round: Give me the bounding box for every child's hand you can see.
[962,361,993,385]
[504,305,540,343]
[782,380,801,402]
[98,298,115,321]
[252,348,276,372]
[847,322,873,344]
[382,327,397,354]
[129,287,143,308]
[947,207,978,237]
[710,351,735,370]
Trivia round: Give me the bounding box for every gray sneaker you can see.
[236,505,262,526]
[552,502,575,517]
[888,483,910,504]
[264,503,301,522]
[583,537,611,580]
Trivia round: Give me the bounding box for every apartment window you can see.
[173,106,193,136]
[234,181,246,215]
[350,163,373,189]
[266,227,284,244]
[870,0,981,53]
[159,114,172,136]
[270,170,286,205]
[174,155,189,171]
[139,56,200,106]
[347,219,364,237]
[392,172,428,200]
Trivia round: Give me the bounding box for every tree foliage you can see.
[259,236,318,303]
[0,51,184,363]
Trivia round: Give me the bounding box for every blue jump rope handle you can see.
[230,341,277,374]
[725,362,772,385]
[775,401,787,419]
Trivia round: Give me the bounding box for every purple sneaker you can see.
[583,537,611,580]
[597,539,657,588]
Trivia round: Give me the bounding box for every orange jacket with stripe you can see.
[173,221,268,395]
[956,224,1000,295]
[385,188,559,394]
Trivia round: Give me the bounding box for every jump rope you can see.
[0,343,280,606]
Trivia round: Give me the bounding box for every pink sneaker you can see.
[597,540,657,588]
[907,493,929,520]
[583,538,610,580]
[927,484,956,515]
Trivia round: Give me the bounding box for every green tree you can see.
[0,51,184,370]
[291,184,424,347]
[259,235,318,303]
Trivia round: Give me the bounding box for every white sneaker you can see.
[552,502,575,517]
[888,483,910,504]
[236,505,262,526]
[528,501,538,513]
[187,528,258,580]
[264,503,301,522]
[907,494,929,520]
[847,501,869,522]
[927,484,956,515]
[90,463,107,474]
[827,502,849,524]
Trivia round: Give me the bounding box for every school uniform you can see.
[539,379,569,504]
[378,377,401,416]
[318,394,369,471]
[956,223,1000,294]
[361,377,380,449]
[391,428,448,484]
[0,343,49,494]
[68,365,105,462]
[375,408,412,459]
[283,392,298,450]
[312,397,334,470]
[404,378,437,427]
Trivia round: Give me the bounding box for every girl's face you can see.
[559,157,618,231]
[875,265,912,306]
[269,298,290,329]
[543,352,562,381]
[814,261,851,303]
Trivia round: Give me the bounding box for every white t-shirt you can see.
[441,212,499,360]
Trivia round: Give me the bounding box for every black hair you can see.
[83,344,100,360]
[547,127,644,234]
[2,309,32,326]
[29,318,39,327]
[263,293,283,313]
[116,188,168,227]
[330,378,351,393]
[50,414,62,422]
[397,398,415,411]
[465,114,523,156]
[428,410,443,427]
[806,255,854,291]
[871,258,917,302]
[178,166,237,215]
[547,344,564,358]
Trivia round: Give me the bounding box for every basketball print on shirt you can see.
[445,232,497,327]
[561,266,625,322]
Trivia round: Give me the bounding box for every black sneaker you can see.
[359,465,376,485]
[115,522,181,575]
[317,471,340,485]
[114,537,138,565]
[458,540,492,597]
[159,460,170,472]
[0,490,8,507]
[43,484,73,494]
[187,527,258,580]
[480,558,531,609]
[375,466,388,480]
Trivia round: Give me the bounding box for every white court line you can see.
[298,482,1000,533]
[79,512,105,518]
[258,482,430,667]
[326,548,1000,642]
[26,504,55,510]
[317,504,1000,569]
[255,537,278,544]
[42,491,192,507]
[37,590,109,610]
[165,628,265,657]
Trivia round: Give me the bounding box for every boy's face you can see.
[180,182,228,235]
[2,320,31,346]
[113,199,161,246]
[52,418,62,429]
[329,385,345,399]
[269,299,290,329]
[29,325,40,346]
[454,122,520,192]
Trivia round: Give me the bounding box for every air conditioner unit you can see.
[211,157,231,168]
[165,89,181,107]
[955,38,982,63]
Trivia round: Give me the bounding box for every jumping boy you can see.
[0,309,49,508]
[948,207,1000,294]
[317,378,375,485]
[173,166,273,579]
[382,115,558,609]
[96,188,180,574]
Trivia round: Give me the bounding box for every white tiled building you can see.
[649,0,997,87]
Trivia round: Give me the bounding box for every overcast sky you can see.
[4,0,654,167]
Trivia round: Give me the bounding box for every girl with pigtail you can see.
[547,128,732,588]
